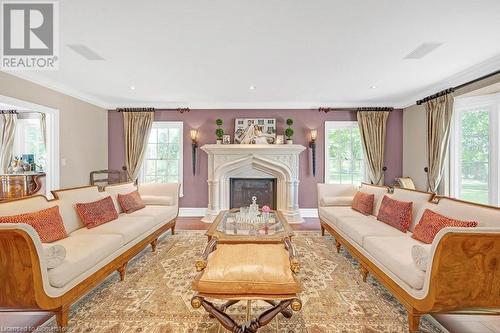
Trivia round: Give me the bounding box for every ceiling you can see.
[5,0,500,109]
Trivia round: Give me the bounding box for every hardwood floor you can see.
[1,216,497,333]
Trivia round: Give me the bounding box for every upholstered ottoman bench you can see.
[191,239,302,332]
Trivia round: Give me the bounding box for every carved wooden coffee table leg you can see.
[192,296,299,333]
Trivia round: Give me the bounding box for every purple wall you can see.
[108,109,403,208]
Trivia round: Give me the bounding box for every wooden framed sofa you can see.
[0,182,179,329]
[318,183,500,332]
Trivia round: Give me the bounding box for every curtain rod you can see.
[318,107,393,113]
[416,69,500,105]
[115,107,190,113]
[0,110,18,114]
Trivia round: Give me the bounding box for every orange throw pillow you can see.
[351,191,374,215]
[0,206,67,243]
[117,190,146,214]
[377,195,413,232]
[76,196,118,229]
[412,209,477,244]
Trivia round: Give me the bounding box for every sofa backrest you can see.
[104,182,137,213]
[316,183,358,207]
[415,196,500,228]
[388,188,434,231]
[359,183,390,216]
[52,186,108,233]
[0,195,58,217]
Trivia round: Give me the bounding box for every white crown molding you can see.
[179,208,318,219]
[0,70,111,109]
[396,54,500,109]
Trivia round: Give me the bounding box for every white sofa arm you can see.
[317,183,357,207]
[138,183,180,207]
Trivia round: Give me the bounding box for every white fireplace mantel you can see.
[201,144,306,223]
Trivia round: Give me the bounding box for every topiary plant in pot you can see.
[285,118,294,144]
[215,119,224,144]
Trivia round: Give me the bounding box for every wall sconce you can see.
[190,129,198,175]
[309,129,318,177]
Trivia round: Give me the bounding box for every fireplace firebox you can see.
[230,178,277,210]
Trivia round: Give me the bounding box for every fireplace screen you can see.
[230,178,277,209]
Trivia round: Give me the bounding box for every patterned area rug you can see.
[44,231,444,332]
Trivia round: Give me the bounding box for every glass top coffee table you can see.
[206,209,294,243]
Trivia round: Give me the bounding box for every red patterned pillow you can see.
[377,195,413,232]
[76,196,118,229]
[412,209,477,244]
[117,190,146,214]
[0,206,67,243]
[351,191,374,215]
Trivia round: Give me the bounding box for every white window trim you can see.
[324,120,365,185]
[450,92,500,205]
[140,121,184,197]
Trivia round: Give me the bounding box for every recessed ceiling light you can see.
[249,85,256,90]
[370,85,377,89]
[130,85,136,90]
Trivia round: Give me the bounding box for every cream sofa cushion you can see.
[0,196,58,216]
[140,195,174,206]
[319,206,360,226]
[71,214,159,244]
[388,188,434,231]
[52,186,108,233]
[335,214,403,246]
[363,236,426,290]
[359,184,389,216]
[320,196,353,207]
[128,206,178,225]
[104,183,137,213]
[415,198,500,228]
[47,233,124,288]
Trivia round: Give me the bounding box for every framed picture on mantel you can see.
[234,118,276,144]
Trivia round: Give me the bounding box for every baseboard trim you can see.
[179,207,318,218]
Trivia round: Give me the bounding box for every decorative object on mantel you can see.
[190,129,198,175]
[222,134,231,144]
[285,118,294,144]
[275,135,284,144]
[309,129,318,177]
[200,144,306,223]
[215,119,224,144]
[234,118,276,144]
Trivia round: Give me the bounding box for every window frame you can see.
[450,93,500,205]
[139,121,184,196]
[324,120,365,185]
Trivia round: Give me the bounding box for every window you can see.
[451,92,500,205]
[13,117,46,169]
[140,122,183,194]
[324,121,364,184]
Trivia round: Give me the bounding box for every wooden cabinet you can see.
[0,173,46,201]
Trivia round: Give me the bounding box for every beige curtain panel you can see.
[425,94,454,193]
[0,114,17,173]
[123,111,154,181]
[40,112,47,148]
[357,111,389,185]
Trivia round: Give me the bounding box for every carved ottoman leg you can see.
[264,300,293,318]
[246,300,293,333]
[360,266,369,282]
[151,239,158,252]
[321,224,325,236]
[407,308,423,333]
[56,304,70,330]
[117,262,128,281]
[335,240,341,253]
